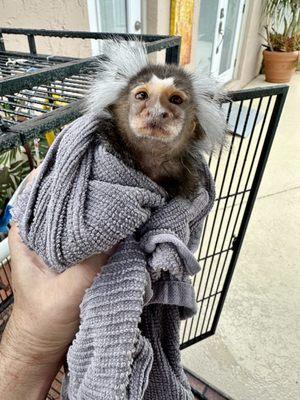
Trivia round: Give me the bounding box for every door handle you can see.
[134,20,141,31]
[216,22,225,53]
[218,21,224,36]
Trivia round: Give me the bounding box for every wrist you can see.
[0,311,64,400]
[0,348,59,400]
[0,312,64,400]
[3,309,69,365]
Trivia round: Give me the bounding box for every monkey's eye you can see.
[169,95,183,105]
[135,91,148,100]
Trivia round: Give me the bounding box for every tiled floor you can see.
[47,369,64,400]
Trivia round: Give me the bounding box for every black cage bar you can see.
[0,28,181,79]
[180,85,288,348]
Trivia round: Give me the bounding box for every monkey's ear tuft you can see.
[192,118,205,140]
[190,74,228,154]
[84,39,149,116]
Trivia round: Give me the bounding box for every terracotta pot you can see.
[263,50,299,83]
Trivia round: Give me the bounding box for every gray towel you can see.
[12,112,215,399]
[12,41,224,399]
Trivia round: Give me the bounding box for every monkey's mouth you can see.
[141,122,172,137]
[129,118,179,141]
[146,121,164,129]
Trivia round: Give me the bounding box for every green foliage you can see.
[0,148,30,211]
[262,0,300,51]
[0,135,51,212]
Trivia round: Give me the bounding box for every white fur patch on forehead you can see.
[150,74,174,89]
[85,39,148,115]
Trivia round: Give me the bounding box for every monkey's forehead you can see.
[128,64,194,92]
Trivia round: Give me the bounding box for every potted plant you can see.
[262,0,300,83]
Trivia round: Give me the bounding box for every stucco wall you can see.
[0,0,91,58]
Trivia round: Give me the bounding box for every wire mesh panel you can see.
[0,71,93,130]
[180,85,288,349]
[0,52,69,81]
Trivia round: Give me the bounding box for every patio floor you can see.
[182,72,300,400]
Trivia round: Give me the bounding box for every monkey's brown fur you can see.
[97,64,208,199]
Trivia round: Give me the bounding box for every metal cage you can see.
[180,85,288,348]
[0,28,288,399]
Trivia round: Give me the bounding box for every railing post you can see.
[27,34,37,54]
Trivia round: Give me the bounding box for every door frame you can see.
[210,0,245,83]
[87,0,102,56]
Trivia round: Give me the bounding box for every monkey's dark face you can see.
[116,65,197,143]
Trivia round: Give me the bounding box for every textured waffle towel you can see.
[13,112,215,399]
[12,41,225,400]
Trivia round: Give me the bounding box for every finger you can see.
[27,164,42,183]
[8,223,25,257]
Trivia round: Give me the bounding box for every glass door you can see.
[87,0,142,55]
[196,0,245,83]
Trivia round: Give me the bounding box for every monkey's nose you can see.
[161,111,169,119]
[145,108,171,120]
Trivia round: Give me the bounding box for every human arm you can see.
[0,223,113,400]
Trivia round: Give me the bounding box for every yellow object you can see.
[42,100,51,111]
[42,94,68,111]
[45,131,56,146]
[170,0,194,65]
[52,94,68,107]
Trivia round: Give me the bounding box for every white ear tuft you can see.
[190,73,227,153]
[85,39,149,115]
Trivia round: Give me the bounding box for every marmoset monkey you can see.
[87,41,226,198]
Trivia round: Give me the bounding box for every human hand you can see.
[4,223,113,364]
[0,168,116,399]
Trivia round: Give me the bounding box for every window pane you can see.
[196,0,219,74]
[99,0,127,33]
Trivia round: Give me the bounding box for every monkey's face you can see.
[126,68,195,143]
